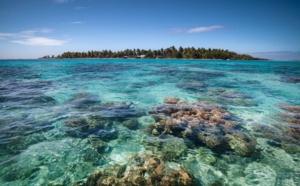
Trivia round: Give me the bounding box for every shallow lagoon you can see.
[0,59,299,185]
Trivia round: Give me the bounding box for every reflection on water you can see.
[0,59,299,185]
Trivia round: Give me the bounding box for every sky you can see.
[0,0,300,60]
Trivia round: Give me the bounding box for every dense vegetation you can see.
[41,46,263,60]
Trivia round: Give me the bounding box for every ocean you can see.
[0,59,299,185]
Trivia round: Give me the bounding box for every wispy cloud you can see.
[187,25,224,33]
[0,33,16,37]
[55,0,74,4]
[71,21,83,24]
[0,28,67,46]
[20,28,53,35]
[174,25,225,34]
[75,6,85,10]
[11,37,66,46]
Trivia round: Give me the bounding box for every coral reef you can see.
[279,103,300,125]
[163,97,180,104]
[177,81,206,92]
[88,135,108,153]
[68,93,101,110]
[0,80,56,109]
[244,163,276,186]
[95,101,145,120]
[65,100,145,138]
[65,114,116,139]
[254,103,300,153]
[205,89,257,107]
[0,114,61,156]
[68,93,145,120]
[148,99,257,156]
[276,103,300,142]
[69,63,134,74]
[82,152,195,186]
[131,81,158,89]
[143,135,190,161]
[122,118,140,130]
[280,75,300,83]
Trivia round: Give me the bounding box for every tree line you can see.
[41,46,263,60]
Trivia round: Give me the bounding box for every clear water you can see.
[0,59,299,185]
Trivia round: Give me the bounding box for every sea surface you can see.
[0,59,299,186]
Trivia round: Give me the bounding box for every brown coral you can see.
[277,103,300,140]
[148,100,256,156]
[164,97,180,104]
[83,152,195,186]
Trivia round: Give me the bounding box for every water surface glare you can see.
[0,59,299,185]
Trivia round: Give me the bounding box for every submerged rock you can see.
[65,115,118,140]
[23,74,42,79]
[280,75,300,83]
[65,117,89,129]
[67,93,101,110]
[253,124,300,153]
[122,118,140,130]
[82,148,102,165]
[69,63,134,74]
[95,101,145,120]
[226,131,257,157]
[65,101,145,138]
[0,80,56,109]
[89,135,108,153]
[28,95,56,105]
[0,115,59,156]
[177,81,206,92]
[277,103,300,140]
[67,100,146,120]
[0,95,57,108]
[148,100,257,156]
[279,103,300,125]
[184,71,226,81]
[280,103,300,114]
[94,128,119,142]
[164,97,180,104]
[82,152,196,186]
[279,113,300,125]
[257,103,300,153]
[131,81,157,89]
[143,135,190,161]
[206,89,257,107]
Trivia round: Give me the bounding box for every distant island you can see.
[41,46,264,60]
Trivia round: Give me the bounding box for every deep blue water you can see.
[0,59,299,185]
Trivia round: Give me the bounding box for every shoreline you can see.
[36,57,269,61]
[0,58,300,63]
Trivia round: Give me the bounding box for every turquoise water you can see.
[0,59,299,185]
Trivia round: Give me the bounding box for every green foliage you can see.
[44,46,264,60]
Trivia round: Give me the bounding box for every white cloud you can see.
[0,33,17,37]
[187,25,224,33]
[20,28,52,36]
[0,28,67,46]
[0,28,52,39]
[11,37,66,46]
[71,21,83,24]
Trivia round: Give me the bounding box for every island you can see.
[41,46,264,60]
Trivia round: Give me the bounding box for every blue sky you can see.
[0,0,299,60]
